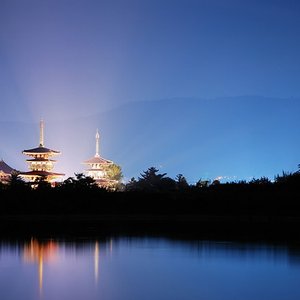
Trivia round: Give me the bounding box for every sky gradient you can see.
[1,0,300,182]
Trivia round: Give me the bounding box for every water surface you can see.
[0,237,300,300]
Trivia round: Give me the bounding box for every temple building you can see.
[0,159,16,184]
[20,120,64,184]
[83,130,117,188]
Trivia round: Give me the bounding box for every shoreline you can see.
[1,213,300,242]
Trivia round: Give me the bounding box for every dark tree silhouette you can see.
[125,177,137,191]
[249,177,271,185]
[8,172,29,191]
[134,167,176,192]
[60,173,98,191]
[34,175,51,191]
[211,179,221,185]
[175,174,189,191]
[195,179,210,188]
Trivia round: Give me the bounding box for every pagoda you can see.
[83,130,116,188]
[20,120,64,183]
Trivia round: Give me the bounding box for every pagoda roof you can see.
[26,158,57,162]
[0,160,16,175]
[22,146,60,155]
[20,170,65,177]
[83,156,113,165]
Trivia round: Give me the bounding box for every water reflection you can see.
[23,239,58,294]
[1,237,300,300]
[21,238,110,297]
[94,241,99,283]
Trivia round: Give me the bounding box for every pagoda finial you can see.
[39,119,44,147]
[95,129,100,157]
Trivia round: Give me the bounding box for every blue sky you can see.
[1,0,300,182]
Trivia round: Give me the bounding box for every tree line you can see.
[1,165,300,193]
[2,165,299,192]
[0,166,300,216]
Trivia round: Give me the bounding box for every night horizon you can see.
[1,95,300,184]
[1,0,300,183]
[2,2,300,299]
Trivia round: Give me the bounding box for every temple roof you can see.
[26,158,57,162]
[83,156,113,165]
[22,146,60,155]
[0,160,16,174]
[20,170,65,177]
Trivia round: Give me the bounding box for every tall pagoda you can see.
[83,130,116,188]
[20,120,64,183]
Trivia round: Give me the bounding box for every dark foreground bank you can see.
[1,174,300,241]
[1,213,300,243]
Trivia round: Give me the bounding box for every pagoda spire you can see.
[39,119,44,147]
[20,119,64,183]
[95,129,100,157]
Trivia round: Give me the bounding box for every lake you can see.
[1,237,300,300]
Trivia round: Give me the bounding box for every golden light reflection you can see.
[39,255,43,294]
[110,238,113,257]
[94,239,113,284]
[23,238,58,295]
[22,238,111,294]
[94,241,99,283]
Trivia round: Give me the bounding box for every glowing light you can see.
[38,254,43,295]
[23,238,58,295]
[20,121,64,182]
[110,238,113,257]
[94,242,99,283]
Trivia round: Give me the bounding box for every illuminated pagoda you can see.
[83,129,116,188]
[0,159,16,184]
[20,120,64,183]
